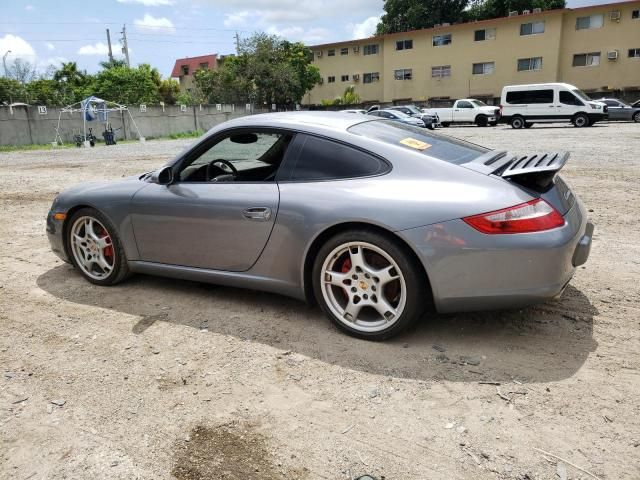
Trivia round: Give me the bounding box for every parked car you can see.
[632,100,640,108]
[47,112,592,340]
[500,83,608,128]
[341,109,367,114]
[386,105,439,130]
[422,99,500,127]
[367,109,426,128]
[596,98,640,122]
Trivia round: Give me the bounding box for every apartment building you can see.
[306,0,640,104]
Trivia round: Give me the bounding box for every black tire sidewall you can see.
[66,207,128,286]
[573,114,589,127]
[511,117,524,129]
[311,229,425,340]
[634,112,640,123]
[475,115,488,127]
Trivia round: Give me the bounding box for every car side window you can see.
[457,101,473,108]
[286,134,390,182]
[178,131,293,183]
[559,91,584,106]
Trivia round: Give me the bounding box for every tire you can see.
[634,112,640,123]
[427,124,435,130]
[573,113,589,128]
[510,116,525,129]
[441,122,450,128]
[312,229,426,340]
[475,115,488,127]
[524,122,533,129]
[66,207,130,286]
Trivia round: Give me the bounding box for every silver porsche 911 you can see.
[46,112,593,340]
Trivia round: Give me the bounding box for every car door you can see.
[525,88,556,120]
[130,129,294,272]
[454,101,474,122]
[558,90,584,120]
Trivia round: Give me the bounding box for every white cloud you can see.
[223,10,250,27]
[134,14,176,33]
[25,4,35,11]
[117,0,174,5]
[349,15,381,39]
[45,42,55,51]
[266,25,331,44]
[77,42,110,56]
[0,34,36,60]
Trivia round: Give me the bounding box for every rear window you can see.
[348,120,488,165]
[506,89,554,104]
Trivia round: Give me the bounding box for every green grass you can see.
[0,143,73,153]
[166,130,204,139]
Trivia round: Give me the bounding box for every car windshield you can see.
[572,89,593,102]
[349,120,489,165]
[471,100,488,107]
[398,106,420,115]
[386,110,410,118]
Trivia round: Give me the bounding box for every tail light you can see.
[463,199,564,234]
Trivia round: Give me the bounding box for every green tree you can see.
[158,78,180,105]
[377,0,469,34]
[322,85,361,106]
[0,77,27,104]
[52,61,94,105]
[26,78,60,105]
[92,64,161,105]
[467,0,565,21]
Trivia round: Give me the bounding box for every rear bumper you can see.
[398,199,592,313]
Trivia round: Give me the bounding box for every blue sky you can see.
[1,0,607,78]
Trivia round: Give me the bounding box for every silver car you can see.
[597,98,640,122]
[367,109,426,128]
[46,112,593,340]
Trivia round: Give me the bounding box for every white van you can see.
[500,83,607,128]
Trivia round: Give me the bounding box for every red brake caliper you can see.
[340,258,351,299]
[98,225,113,261]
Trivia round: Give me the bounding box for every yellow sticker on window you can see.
[400,137,431,150]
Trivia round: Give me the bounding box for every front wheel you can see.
[475,115,488,127]
[634,112,640,123]
[312,230,426,340]
[510,116,525,129]
[67,208,130,286]
[573,113,589,128]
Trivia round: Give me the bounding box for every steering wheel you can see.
[207,159,238,181]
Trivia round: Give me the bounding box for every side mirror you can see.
[150,166,173,185]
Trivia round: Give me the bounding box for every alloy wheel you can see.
[320,242,407,333]
[70,216,115,281]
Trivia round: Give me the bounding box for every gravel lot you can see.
[1,122,639,480]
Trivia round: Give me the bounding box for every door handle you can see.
[242,207,272,221]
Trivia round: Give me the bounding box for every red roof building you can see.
[171,54,218,93]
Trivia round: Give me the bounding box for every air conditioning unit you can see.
[522,9,530,14]
[316,51,322,58]
[607,50,619,60]
[610,10,621,21]
[508,10,518,16]
[352,74,360,81]
[353,45,360,53]
[442,22,450,26]
[533,7,542,13]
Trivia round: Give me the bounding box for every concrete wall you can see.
[0,104,255,146]
[306,0,640,104]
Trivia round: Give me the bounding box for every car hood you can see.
[54,175,145,210]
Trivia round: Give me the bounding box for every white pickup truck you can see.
[422,99,500,127]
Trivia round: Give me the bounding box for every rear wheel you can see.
[633,112,640,123]
[573,113,589,128]
[441,122,450,128]
[312,230,426,340]
[510,116,525,129]
[67,208,129,286]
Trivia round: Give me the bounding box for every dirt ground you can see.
[1,122,639,480]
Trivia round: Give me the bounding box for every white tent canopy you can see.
[54,96,143,145]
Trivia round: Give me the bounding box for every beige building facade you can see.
[306,0,640,104]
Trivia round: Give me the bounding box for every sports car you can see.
[46,112,593,340]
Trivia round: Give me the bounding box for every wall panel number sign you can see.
[38,106,47,115]
[139,104,147,113]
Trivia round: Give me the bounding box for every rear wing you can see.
[463,150,569,188]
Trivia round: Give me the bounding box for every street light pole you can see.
[3,50,11,77]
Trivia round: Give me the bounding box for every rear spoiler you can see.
[463,150,569,188]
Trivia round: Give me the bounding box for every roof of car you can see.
[212,111,376,133]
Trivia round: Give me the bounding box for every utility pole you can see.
[120,24,130,67]
[2,50,11,77]
[106,29,114,64]
[235,32,241,54]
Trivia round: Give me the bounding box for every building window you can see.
[341,75,349,82]
[394,68,413,80]
[340,47,349,55]
[363,44,379,55]
[363,72,380,83]
[474,28,496,41]
[517,57,543,71]
[573,52,600,67]
[395,39,413,51]
[327,76,336,83]
[633,10,639,18]
[432,34,452,46]
[199,62,209,70]
[328,49,335,57]
[576,14,604,30]
[629,48,640,58]
[431,65,451,78]
[180,65,189,75]
[520,21,545,35]
[472,62,495,75]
